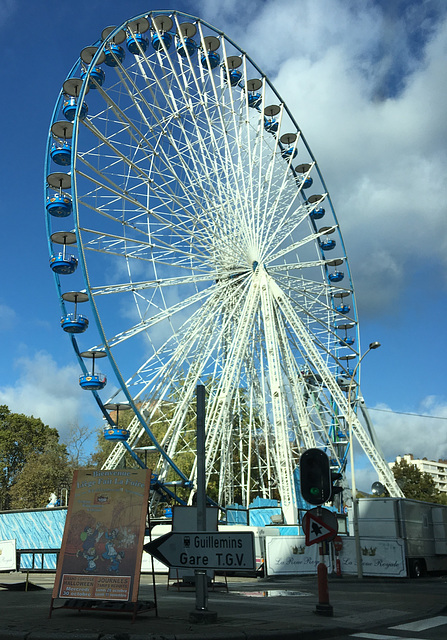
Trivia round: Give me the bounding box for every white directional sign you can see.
[144,531,255,571]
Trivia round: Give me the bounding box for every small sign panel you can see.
[302,508,338,546]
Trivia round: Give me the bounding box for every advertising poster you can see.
[53,469,150,603]
[266,536,331,575]
[266,535,407,577]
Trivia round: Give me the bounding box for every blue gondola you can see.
[320,239,336,250]
[310,207,325,220]
[329,271,344,283]
[264,118,279,134]
[79,373,107,391]
[177,37,197,57]
[81,66,105,89]
[338,337,355,346]
[337,375,350,389]
[62,97,88,121]
[103,427,130,441]
[60,313,89,333]
[49,253,78,274]
[152,31,173,51]
[336,303,351,314]
[200,51,220,69]
[150,472,159,487]
[248,92,262,108]
[224,68,242,86]
[50,141,71,166]
[302,177,313,189]
[46,194,72,217]
[281,146,297,160]
[127,32,149,54]
[104,43,125,66]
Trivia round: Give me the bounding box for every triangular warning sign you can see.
[303,511,337,546]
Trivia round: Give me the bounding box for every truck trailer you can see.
[356,497,447,577]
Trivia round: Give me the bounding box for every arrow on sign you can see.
[303,511,337,546]
[143,531,255,571]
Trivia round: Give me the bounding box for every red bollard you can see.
[336,555,342,577]
[315,545,333,616]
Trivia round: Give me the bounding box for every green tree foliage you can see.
[9,441,71,510]
[0,405,66,509]
[88,382,272,508]
[392,458,442,503]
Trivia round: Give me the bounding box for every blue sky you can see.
[0,0,446,490]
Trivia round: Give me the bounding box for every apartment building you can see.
[391,454,447,494]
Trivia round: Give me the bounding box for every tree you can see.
[0,405,63,509]
[64,423,95,468]
[9,441,71,509]
[392,458,441,502]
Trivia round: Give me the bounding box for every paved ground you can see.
[0,571,446,639]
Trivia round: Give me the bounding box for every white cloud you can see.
[365,399,447,462]
[0,302,16,330]
[0,0,15,26]
[0,350,88,439]
[351,398,447,492]
[194,0,447,318]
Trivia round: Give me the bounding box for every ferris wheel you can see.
[44,10,403,523]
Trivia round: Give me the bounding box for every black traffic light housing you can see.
[331,470,343,499]
[299,448,331,505]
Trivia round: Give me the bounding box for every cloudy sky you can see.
[0,0,446,489]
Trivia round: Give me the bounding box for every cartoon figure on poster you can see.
[80,522,103,552]
[73,522,130,575]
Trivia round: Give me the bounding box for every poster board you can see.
[0,539,16,571]
[53,469,150,603]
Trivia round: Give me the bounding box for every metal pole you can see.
[195,384,208,611]
[347,342,380,579]
[196,384,206,533]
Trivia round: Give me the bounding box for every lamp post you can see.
[347,341,380,579]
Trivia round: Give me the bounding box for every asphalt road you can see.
[0,571,446,639]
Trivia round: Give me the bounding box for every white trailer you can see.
[356,497,447,577]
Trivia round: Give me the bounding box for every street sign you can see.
[143,531,255,571]
[333,535,343,553]
[302,508,338,546]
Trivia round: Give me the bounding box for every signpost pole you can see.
[190,385,217,624]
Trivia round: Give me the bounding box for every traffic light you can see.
[299,448,331,505]
[330,470,343,501]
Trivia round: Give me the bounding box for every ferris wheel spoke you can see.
[134,41,235,213]
[89,273,214,297]
[76,153,208,242]
[267,224,336,264]
[103,286,215,349]
[78,101,223,245]
[109,46,251,247]
[122,284,239,400]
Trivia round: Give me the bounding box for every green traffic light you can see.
[310,487,319,495]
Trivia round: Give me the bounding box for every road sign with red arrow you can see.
[302,508,338,546]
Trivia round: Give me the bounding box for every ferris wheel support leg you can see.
[260,269,297,524]
[268,277,404,499]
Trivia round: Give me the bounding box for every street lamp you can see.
[347,341,380,579]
